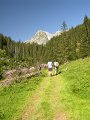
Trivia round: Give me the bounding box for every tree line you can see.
[0,15,90,68]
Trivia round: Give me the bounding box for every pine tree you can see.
[61,21,68,32]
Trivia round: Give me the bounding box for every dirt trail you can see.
[21,75,68,120]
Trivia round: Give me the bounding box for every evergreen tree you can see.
[61,21,68,32]
[80,15,90,58]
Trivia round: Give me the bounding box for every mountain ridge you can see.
[25,30,62,45]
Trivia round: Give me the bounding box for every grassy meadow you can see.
[0,57,90,120]
[60,57,90,120]
[0,76,43,120]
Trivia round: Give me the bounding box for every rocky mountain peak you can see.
[25,30,61,45]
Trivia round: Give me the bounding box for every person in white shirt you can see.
[47,61,53,76]
[54,61,59,75]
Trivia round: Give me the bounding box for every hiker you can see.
[54,61,59,75]
[47,61,53,76]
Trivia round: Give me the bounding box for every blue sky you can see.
[0,0,90,42]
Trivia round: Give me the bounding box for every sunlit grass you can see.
[0,57,90,120]
[59,57,90,120]
[0,76,43,120]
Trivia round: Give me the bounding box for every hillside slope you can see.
[60,57,90,120]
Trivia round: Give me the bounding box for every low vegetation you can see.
[0,76,43,120]
[0,57,89,120]
[60,57,90,120]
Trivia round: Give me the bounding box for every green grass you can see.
[0,57,90,120]
[27,76,63,120]
[0,76,43,120]
[59,57,90,120]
